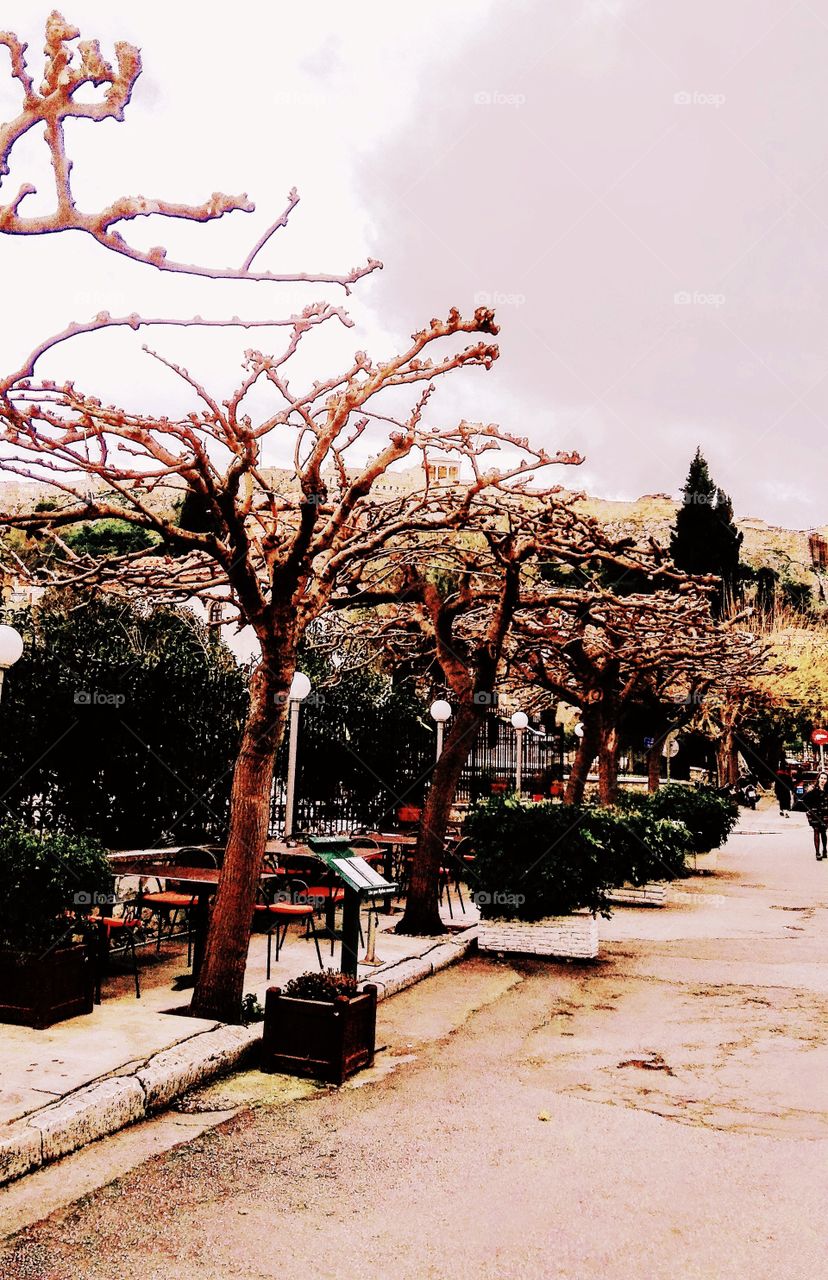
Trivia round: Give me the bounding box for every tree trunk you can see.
[564,715,599,805]
[716,730,739,788]
[647,742,662,792]
[191,657,290,1022]
[597,713,620,805]
[397,703,483,936]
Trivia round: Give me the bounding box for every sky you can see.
[1,1,827,528]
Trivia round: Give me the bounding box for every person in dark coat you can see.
[804,772,828,859]
[774,764,792,817]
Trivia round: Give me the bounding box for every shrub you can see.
[578,806,691,885]
[622,784,737,854]
[281,969,360,1001]
[464,797,693,921]
[240,992,265,1024]
[464,796,618,920]
[0,821,113,952]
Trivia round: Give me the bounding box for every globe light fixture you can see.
[0,624,24,702]
[430,699,452,761]
[511,710,529,795]
[284,672,313,835]
[289,671,312,702]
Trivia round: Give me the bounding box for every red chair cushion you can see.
[142,892,195,908]
[305,886,344,901]
[255,903,314,917]
[99,917,141,935]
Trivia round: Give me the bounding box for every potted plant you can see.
[0,821,114,1028]
[261,970,378,1084]
[464,797,616,959]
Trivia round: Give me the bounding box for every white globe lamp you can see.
[430,699,452,761]
[289,671,312,702]
[0,625,24,702]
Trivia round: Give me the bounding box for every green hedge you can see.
[618,783,737,854]
[0,821,113,952]
[464,797,691,921]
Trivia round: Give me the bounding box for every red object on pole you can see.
[810,729,828,745]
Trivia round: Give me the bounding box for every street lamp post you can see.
[0,625,24,703]
[511,711,529,796]
[284,672,312,837]
[430,699,452,761]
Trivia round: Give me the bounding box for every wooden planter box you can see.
[688,849,718,874]
[0,944,94,1029]
[606,881,669,908]
[477,913,599,960]
[261,984,378,1085]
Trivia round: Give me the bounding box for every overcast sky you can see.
[1,1,827,528]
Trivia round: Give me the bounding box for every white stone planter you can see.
[606,881,669,908]
[688,849,718,874]
[477,912,599,960]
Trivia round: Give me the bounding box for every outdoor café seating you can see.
[253,878,323,978]
[140,846,218,962]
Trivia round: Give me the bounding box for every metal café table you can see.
[112,862,280,984]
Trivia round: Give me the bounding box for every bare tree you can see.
[339,499,684,932]
[0,14,576,1019]
[518,589,767,804]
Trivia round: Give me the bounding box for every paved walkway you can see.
[2,801,827,1278]
[1,899,475,1152]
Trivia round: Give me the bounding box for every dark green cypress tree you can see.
[670,447,743,614]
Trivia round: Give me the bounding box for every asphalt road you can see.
[2,806,827,1280]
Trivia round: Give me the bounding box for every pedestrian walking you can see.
[774,763,792,818]
[804,771,828,859]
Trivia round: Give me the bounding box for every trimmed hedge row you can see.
[464,785,735,921]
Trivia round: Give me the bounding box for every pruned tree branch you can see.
[0,13,379,290]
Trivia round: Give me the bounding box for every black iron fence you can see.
[269,707,565,835]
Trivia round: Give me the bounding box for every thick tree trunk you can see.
[564,716,599,805]
[647,742,662,792]
[598,715,620,805]
[397,703,483,936]
[716,730,739,788]
[191,657,290,1022]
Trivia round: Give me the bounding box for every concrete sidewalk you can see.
[5,799,828,1279]
[0,904,477,1185]
[3,800,812,1187]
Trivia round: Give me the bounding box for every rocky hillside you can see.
[0,478,823,589]
[574,492,825,588]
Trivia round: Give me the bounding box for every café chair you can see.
[140,847,218,962]
[253,878,323,978]
[94,901,142,1001]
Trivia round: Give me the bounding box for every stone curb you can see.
[365,927,476,1001]
[0,926,478,1187]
